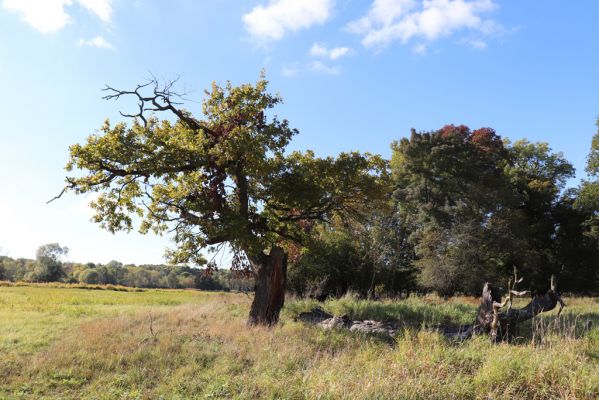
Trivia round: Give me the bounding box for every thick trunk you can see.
[247,246,288,326]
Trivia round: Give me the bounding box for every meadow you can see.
[1,284,598,399]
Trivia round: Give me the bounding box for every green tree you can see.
[553,190,599,293]
[392,125,517,294]
[194,271,226,291]
[505,140,575,287]
[32,243,69,282]
[79,268,100,284]
[287,208,416,299]
[576,117,599,243]
[287,219,367,299]
[58,75,388,325]
[166,269,181,289]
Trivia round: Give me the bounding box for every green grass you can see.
[0,286,598,399]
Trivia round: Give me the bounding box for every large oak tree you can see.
[58,76,388,325]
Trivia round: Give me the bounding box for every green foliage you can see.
[194,272,227,291]
[576,117,599,244]
[288,211,416,298]
[65,75,388,268]
[390,124,596,295]
[287,221,368,298]
[30,243,69,282]
[553,191,599,293]
[0,251,249,291]
[392,126,518,294]
[79,269,100,284]
[504,140,577,287]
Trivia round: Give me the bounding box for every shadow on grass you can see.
[510,311,599,344]
[287,295,477,325]
[286,295,599,345]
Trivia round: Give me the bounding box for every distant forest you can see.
[0,244,252,292]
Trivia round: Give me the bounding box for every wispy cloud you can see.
[77,0,112,22]
[78,36,114,50]
[412,43,427,54]
[2,0,112,33]
[347,0,501,50]
[309,43,353,60]
[243,0,335,41]
[281,64,300,77]
[309,60,341,75]
[462,38,487,49]
[281,60,343,77]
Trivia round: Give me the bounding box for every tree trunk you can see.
[247,246,288,326]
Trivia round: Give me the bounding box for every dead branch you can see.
[475,269,566,342]
[102,76,211,135]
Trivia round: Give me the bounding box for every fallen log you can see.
[295,307,399,337]
[294,270,565,343]
[473,270,565,342]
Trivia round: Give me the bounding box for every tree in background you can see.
[31,243,69,282]
[391,126,518,295]
[576,117,599,244]
[79,268,100,284]
[287,218,367,299]
[287,210,416,299]
[57,75,388,325]
[504,140,575,288]
[194,270,227,291]
[391,124,596,295]
[553,189,599,293]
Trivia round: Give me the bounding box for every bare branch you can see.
[101,76,211,134]
[46,178,77,204]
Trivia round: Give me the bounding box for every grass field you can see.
[1,284,598,399]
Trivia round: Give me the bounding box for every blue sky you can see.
[0,0,597,265]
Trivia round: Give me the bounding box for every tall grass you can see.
[0,287,598,399]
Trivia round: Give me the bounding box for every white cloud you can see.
[2,0,71,33]
[281,60,342,77]
[77,0,112,22]
[2,0,112,33]
[464,38,486,49]
[282,64,299,77]
[329,46,352,60]
[309,60,340,75]
[78,35,114,50]
[347,0,500,49]
[347,0,416,34]
[309,43,328,57]
[413,43,427,54]
[309,43,353,60]
[243,0,335,41]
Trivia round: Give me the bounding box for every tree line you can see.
[0,243,252,291]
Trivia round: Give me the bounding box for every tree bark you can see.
[247,246,288,326]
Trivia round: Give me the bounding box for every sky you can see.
[0,0,597,265]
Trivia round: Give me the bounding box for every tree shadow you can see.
[290,297,599,346]
[509,311,599,344]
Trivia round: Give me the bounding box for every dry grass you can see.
[0,287,598,399]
